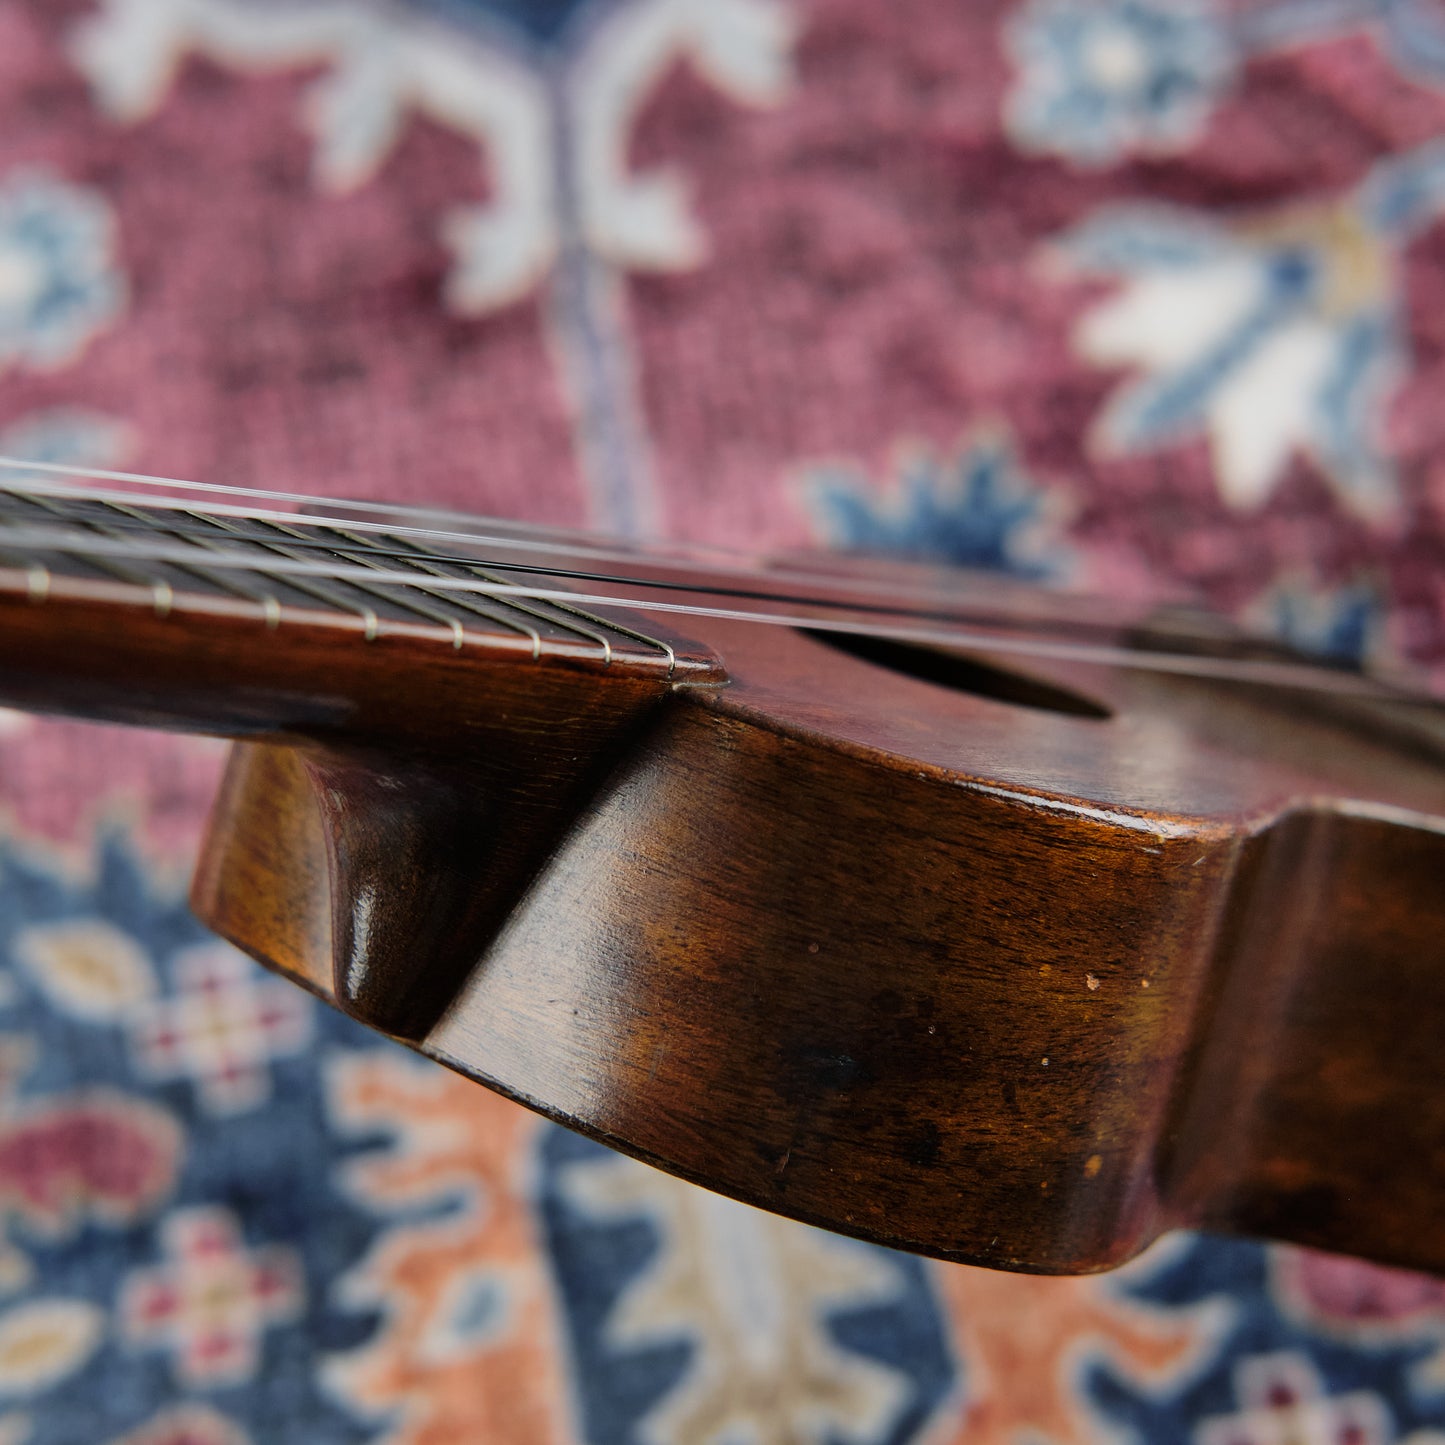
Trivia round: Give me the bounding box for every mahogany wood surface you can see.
[3,494,1444,1275]
[193,620,1445,1276]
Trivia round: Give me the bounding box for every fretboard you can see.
[0,484,719,744]
[0,486,690,668]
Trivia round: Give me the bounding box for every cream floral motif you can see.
[72,0,797,531]
[0,1299,104,1397]
[74,0,792,298]
[120,1206,303,1387]
[127,943,311,1115]
[562,1151,918,1445]
[13,919,157,1023]
[1057,142,1445,520]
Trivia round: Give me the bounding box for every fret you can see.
[101,500,289,625]
[238,513,615,662]
[170,509,395,627]
[369,528,682,674]
[297,523,544,657]
[31,494,279,621]
[199,514,386,641]
[2,491,297,631]
[0,491,251,605]
[382,536,617,665]
[207,508,675,670]
[227,516,497,653]
[214,511,572,655]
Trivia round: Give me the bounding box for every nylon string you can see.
[0,456,1430,703]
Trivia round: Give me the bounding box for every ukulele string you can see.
[0,455,1180,640]
[0,459,1428,702]
[0,456,867,583]
[0,487,1146,650]
[0,455,1144,639]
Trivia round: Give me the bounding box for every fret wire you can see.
[0,520,669,609]
[260,520,485,651]
[230,514,670,668]
[199,516,383,641]
[110,502,287,626]
[283,519,599,661]
[0,457,695,573]
[257,514,566,656]
[33,493,284,624]
[223,515,550,655]
[375,532,615,665]
[16,492,177,617]
[367,526,678,675]
[0,459,817,620]
[209,514,621,661]
[307,525,545,657]
[471,571,612,664]
[169,511,291,626]
[0,547,51,603]
[0,471,645,586]
[216,515,655,668]
[178,522,375,635]
[72,501,287,621]
[488,574,678,677]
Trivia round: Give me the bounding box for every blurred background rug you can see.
[0,0,1444,1440]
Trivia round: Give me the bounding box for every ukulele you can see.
[0,459,1441,1280]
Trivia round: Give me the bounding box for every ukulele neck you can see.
[0,484,712,748]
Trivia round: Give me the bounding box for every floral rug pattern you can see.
[0,0,1443,1440]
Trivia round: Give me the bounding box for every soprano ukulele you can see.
[0,460,1441,1278]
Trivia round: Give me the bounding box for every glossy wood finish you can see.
[191,619,1445,1275]
[3,489,1444,1274]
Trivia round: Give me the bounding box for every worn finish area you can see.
[191,619,1445,1276]
[3,486,1444,1275]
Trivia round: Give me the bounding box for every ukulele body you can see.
[188,617,1445,1276]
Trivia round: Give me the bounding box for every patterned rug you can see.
[1,0,1444,1441]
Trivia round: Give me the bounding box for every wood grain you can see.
[193,619,1445,1274]
[2,499,1442,1274]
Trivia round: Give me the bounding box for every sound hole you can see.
[807,631,1112,720]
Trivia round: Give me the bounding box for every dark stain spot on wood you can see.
[785,1045,867,1097]
[905,1121,941,1168]
[1245,1182,1343,1238]
[872,988,905,1016]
